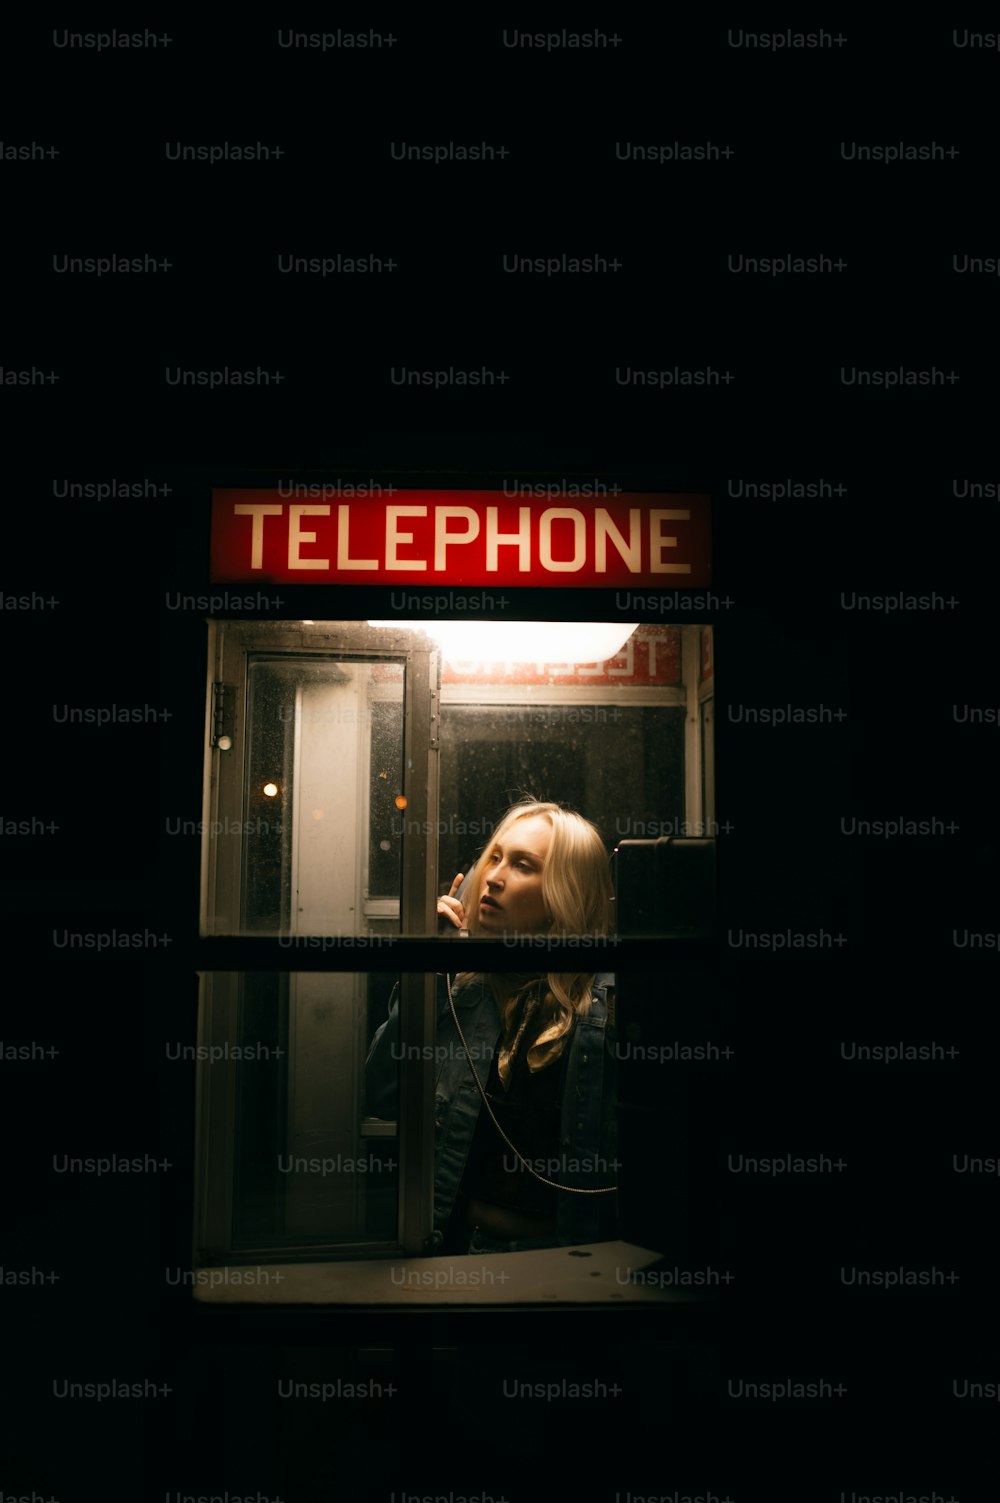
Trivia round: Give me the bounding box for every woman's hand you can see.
[437,871,466,929]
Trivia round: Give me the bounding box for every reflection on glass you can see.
[213,625,712,937]
[222,973,400,1252]
[242,658,405,935]
[437,706,686,897]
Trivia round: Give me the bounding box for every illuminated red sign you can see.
[210,490,711,586]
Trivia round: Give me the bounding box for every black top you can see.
[458,995,569,1221]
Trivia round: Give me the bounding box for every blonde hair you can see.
[458,800,612,1072]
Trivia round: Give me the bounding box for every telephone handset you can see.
[440,867,474,935]
[454,868,474,911]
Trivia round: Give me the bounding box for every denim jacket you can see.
[364,973,619,1247]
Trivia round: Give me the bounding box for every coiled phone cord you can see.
[445,973,618,1195]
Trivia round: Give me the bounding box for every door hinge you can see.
[429,685,440,750]
[211,682,235,749]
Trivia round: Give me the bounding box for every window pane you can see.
[205,623,711,938]
[437,705,686,887]
[368,699,405,900]
[242,657,404,935]
[200,973,400,1256]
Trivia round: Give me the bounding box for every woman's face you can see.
[477,814,552,935]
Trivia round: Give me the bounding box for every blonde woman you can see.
[365,799,619,1252]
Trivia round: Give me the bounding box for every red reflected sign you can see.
[441,625,681,686]
[210,490,711,586]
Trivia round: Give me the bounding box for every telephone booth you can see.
[194,614,714,1271]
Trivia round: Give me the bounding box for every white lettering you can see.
[594,507,641,572]
[233,502,283,569]
[539,507,586,572]
[433,505,481,569]
[485,505,531,572]
[288,504,330,570]
[650,508,692,573]
[336,503,377,570]
[385,505,427,570]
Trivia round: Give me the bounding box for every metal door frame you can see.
[194,620,441,1263]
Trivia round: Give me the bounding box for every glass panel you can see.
[242,657,404,935]
[368,699,405,900]
[208,624,712,938]
[437,705,686,893]
[242,667,294,931]
[220,973,400,1253]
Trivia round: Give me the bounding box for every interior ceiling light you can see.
[368,621,638,665]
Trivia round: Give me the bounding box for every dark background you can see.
[2,17,996,1501]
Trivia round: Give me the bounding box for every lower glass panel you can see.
[198,972,400,1257]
